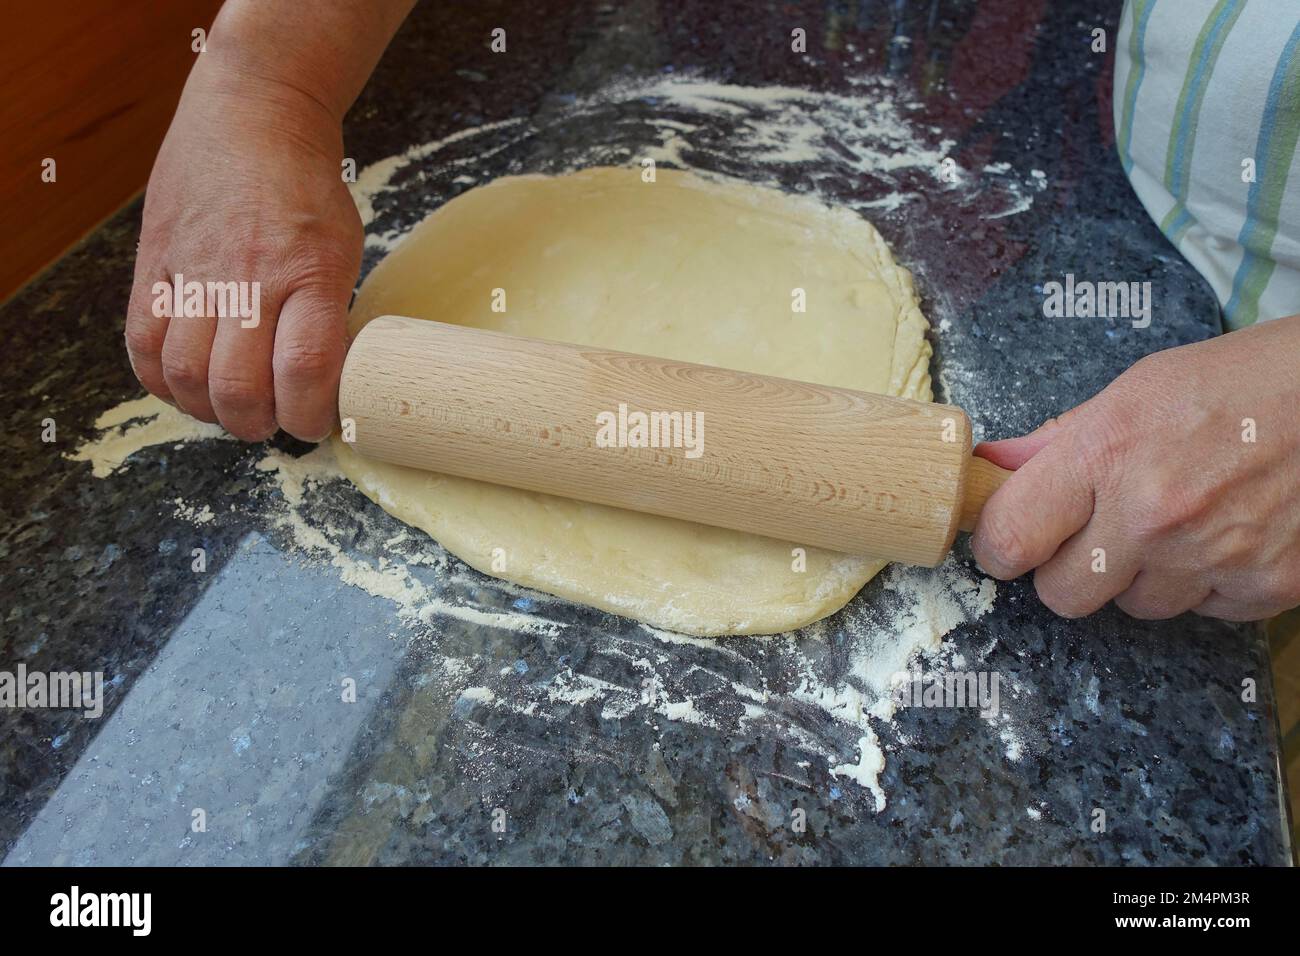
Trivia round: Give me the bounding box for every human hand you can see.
[971,314,1300,622]
[124,48,361,441]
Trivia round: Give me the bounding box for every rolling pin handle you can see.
[957,456,1013,533]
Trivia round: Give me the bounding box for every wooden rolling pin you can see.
[337,315,1011,566]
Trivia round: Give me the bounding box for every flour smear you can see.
[73,73,1019,811]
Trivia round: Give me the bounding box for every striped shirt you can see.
[1115,0,1300,329]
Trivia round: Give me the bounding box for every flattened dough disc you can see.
[335,167,932,635]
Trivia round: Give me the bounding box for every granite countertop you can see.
[0,0,1291,865]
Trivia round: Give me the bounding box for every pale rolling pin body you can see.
[338,315,1011,566]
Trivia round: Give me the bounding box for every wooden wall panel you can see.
[0,1,224,301]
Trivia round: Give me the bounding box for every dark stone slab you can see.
[0,0,1290,865]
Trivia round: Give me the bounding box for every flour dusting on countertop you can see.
[68,396,1003,810]
[352,72,1038,253]
[68,72,1019,812]
[67,396,227,478]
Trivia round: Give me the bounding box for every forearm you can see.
[200,0,417,123]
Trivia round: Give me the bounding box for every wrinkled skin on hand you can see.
[972,314,1300,622]
[125,60,362,442]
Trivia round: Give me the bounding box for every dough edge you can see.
[335,167,932,636]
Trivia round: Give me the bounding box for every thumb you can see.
[970,435,1096,581]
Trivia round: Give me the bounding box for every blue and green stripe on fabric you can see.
[1118,0,1159,173]
[1158,0,1246,245]
[1225,18,1300,327]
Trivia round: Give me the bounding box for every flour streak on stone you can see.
[72,71,1017,806]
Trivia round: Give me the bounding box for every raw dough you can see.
[336,167,931,635]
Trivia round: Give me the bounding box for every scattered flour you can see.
[351,116,526,232]
[67,396,230,478]
[171,499,215,525]
[255,445,566,638]
[350,72,1037,254]
[71,393,1000,811]
[70,398,564,640]
[70,71,1018,810]
[790,558,997,809]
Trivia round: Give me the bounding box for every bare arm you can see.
[125,0,416,441]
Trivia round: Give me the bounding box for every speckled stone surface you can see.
[0,1,1291,865]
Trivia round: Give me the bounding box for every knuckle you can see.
[1128,351,1162,376]
[1128,476,1206,540]
[225,220,284,263]
[1070,416,1130,479]
[208,368,264,411]
[137,221,170,252]
[125,270,169,328]
[288,239,359,285]
[1216,531,1258,567]
[125,281,157,323]
[160,353,208,393]
[254,220,358,289]
[273,338,338,385]
[1126,349,1179,386]
[124,320,161,362]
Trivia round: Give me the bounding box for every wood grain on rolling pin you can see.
[340,315,978,566]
